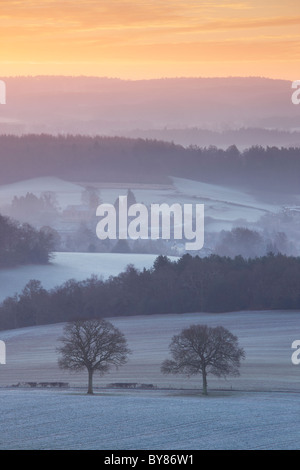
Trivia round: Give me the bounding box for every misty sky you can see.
[1,0,300,79]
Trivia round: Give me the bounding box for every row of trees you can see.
[0,134,300,192]
[9,192,59,226]
[57,319,245,395]
[0,214,54,267]
[1,253,300,330]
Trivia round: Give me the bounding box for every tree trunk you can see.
[202,370,208,396]
[87,368,94,395]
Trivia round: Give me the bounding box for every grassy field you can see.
[0,297,299,450]
[0,388,299,450]
[0,310,299,391]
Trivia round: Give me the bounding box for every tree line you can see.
[1,252,300,331]
[0,214,54,267]
[0,134,300,192]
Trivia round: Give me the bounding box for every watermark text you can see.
[0,80,6,104]
[291,340,300,365]
[96,196,204,251]
[292,80,300,105]
[0,340,6,364]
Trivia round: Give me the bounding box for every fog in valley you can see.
[1,76,300,148]
[0,76,300,284]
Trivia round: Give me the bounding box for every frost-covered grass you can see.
[0,388,299,450]
[0,310,299,391]
[0,175,288,230]
[0,310,300,449]
[0,177,84,208]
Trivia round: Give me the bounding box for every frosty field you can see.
[1,310,299,390]
[0,388,299,450]
[0,310,300,449]
[0,175,290,233]
[0,175,300,450]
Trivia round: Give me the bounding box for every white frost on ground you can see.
[0,300,299,450]
[0,388,299,450]
[0,177,83,208]
[171,176,281,225]
[0,175,289,229]
[0,310,299,391]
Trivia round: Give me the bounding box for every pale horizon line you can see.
[0,74,294,82]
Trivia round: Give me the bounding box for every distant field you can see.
[0,310,300,450]
[0,252,168,302]
[0,175,288,232]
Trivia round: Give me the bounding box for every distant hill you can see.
[0,76,299,145]
[125,127,300,149]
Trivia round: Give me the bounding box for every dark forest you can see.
[0,134,300,192]
[1,252,299,330]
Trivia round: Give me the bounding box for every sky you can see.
[0,0,300,79]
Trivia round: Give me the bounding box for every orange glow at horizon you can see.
[0,0,300,80]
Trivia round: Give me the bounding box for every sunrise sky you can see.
[1,0,299,79]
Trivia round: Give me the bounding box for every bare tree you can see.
[57,319,131,394]
[161,324,245,395]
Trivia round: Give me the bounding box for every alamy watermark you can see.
[96,196,204,251]
[291,340,300,365]
[292,80,300,105]
[0,340,6,364]
[0,80,6,104]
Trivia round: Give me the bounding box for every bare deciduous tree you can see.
[57,319,131,394]
[161,324,245,395]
